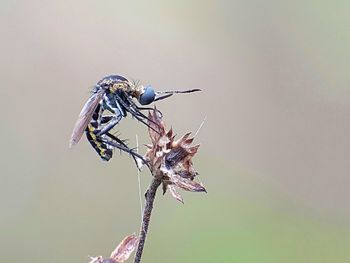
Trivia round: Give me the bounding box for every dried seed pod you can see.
[144,108,206,203]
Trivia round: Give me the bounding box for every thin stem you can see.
[134,177,162,263]
[135,135,143,219]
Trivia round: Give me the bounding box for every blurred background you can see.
[1,1,350,262]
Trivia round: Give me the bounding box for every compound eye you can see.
[139,86,155,105]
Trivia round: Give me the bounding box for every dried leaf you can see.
[148,108,165,143]
[168,185,184,203]
[188,144,200,155]
[172,175,206,193]
[166,128,173,139]
[158,135,170,148]
[165,147,189,168]
[174,132,192,146]
[88,256,104,263]
[162,182,168,194]
[110,234,139,263]
[178,170,195,179]
[144,144,152,149]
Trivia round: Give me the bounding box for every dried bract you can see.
[144,108,206,203]
[88,234,138,263]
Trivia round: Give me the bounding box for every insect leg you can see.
[129,105,163,118]
[104,132,144,166]
[120,94,160,119]
[102,134,150,170]
[114,92,161,132]
[101,115,114,123]
[95,107,123,137]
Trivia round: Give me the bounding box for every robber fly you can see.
[69,75,200,164]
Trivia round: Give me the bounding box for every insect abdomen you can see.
[85,124,113,161]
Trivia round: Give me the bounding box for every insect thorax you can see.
[97,75,147,102]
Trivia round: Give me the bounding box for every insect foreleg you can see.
[114,92,161,133]
[121,94,161,119]
[135,106,163,117]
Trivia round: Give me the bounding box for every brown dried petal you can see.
[188,144,200,155]
[173,132,192,147]
[168,185,184,203]
[172,175,206,193]
[181,160,193,172]
[165,146,189,168]
[146,108,205,199]
[166,128,173,139]
[144,144,152,149]
[162,182,168,194]
[110,234,139,263]
[178,170,195,180]
[158,135,170,148]
[88,256,104,263]
[148,108,165,143]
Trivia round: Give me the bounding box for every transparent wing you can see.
[69,88,105,147]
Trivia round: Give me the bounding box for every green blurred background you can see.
[1,1,350,262]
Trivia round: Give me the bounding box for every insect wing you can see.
[69,88,105,147]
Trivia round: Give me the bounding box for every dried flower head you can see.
[88,234,138,263]
[144,108,206,203]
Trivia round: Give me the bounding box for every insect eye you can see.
[139,86,155,105]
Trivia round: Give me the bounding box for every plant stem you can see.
[134,177,162,263]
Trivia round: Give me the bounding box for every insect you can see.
[69,75,200,164]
